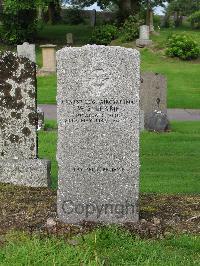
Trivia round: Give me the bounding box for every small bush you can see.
[62,7,84,25]
[120,15,144,42]
[166,34,200,60]
[90,24,118,45]
[188,11,200,28]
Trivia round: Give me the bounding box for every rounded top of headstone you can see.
[23,42,29,45]
[56,44,140,58]
[140,25,149,29]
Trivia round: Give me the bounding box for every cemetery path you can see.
[38,104,200,121]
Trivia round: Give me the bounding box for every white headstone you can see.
[139,25,150,40]
[17,42,36,63]
[136,25,152,47]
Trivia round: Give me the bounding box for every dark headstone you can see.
[0,52,50,187]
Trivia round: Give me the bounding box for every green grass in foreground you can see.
[0,228,199,265]
[39,121,200,193]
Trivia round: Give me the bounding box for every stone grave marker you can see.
[0,52,51,187]
[17,42,36,63]
[57,45,140,224]
[140,72,169,131]
[136,25,153,47]
[66,33,73,46]
[40,44,57,72]
[90,9,96,27]
[37,107,44,130]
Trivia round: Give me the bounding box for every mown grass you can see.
[36,24,93,45]
[141,49,200,109]
[0,24,199,109]
[37,74,57,104]
[0,227,199,265]
[37,47,200,108]
[39,120,200,193]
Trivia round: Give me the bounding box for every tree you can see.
[64,0,141,22]
[166,0,200,27]
[1,0,37,44]
[36,0,61,24]
[140,0,166,29]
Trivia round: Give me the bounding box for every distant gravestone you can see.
[57,45,140,224]
[90,9,96,27]
[17,42,36,63]
[0,52,51,187]
[40,44,57,72]
[37,107,44,131]
[140,72,169,131]
[136,25,152,48]
[66,33,73,46]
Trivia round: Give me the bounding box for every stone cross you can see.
[17,42,36,63]
[136,25,152,47]
[0,52,51,187]
[40,44,57,72]
[140,72,169,131]
[57,45,140,224]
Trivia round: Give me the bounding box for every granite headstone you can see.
[57,45,140,224]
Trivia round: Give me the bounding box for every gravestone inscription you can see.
[57,45,140,224]
[0,52,51,187]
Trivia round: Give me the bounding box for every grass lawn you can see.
[37,47,200,108]
[36,24,93,45]
[37,74,57,104]
[1,24,199,109]
[0,228,199,265]
[36,26,200,108]
[39,120,200,193]
[141,49,200,109]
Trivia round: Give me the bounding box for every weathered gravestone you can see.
[17,42,36,63]
[0,52,51,187]
[90,9,96,27]
[37,107,44,130]
[66,33,73,46]
[40,44,57,72]
[140,72,169,131]
[57,45,140,224]
[136,25,152,48]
